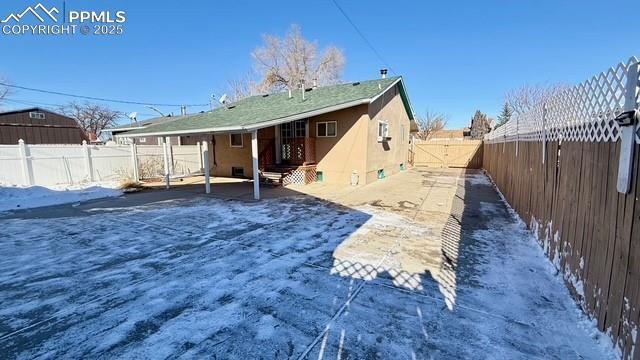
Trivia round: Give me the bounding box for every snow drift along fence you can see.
[0,141,203,187]
[484,57,640,359]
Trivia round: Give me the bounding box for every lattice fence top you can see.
[485,57,640,144]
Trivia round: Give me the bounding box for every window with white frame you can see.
[316,121,337,137]
[230,133,243,147]
[29,111,46,120]
[378,121,390,142]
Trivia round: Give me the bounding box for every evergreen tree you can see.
[496,102,512,127]
[470,110,490,139]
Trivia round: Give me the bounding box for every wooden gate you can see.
[414,140,483,168]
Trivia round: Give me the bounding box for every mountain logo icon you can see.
[1,3,59,23]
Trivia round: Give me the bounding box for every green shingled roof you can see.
[124,76,413,137]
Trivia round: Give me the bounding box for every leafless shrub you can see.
[137,156,165,179]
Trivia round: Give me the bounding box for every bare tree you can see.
[0,77,11,105]
[251,24,345,94]
[59,102,121,138]
[415,110,448,140]
[226,72,260,103]
[505,83,568,116]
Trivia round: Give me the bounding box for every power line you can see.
[0,82,210,107]
[3,97,65,108]
[1,98,175,118]
[329,0,395,74]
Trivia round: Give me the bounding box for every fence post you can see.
[202,141,211,194]
[18,139,34,186]
[166,137,174,175]
[542,104,547,164]
[515,117,519,157]
[162,138,170,189]
[197,141,203,172]
[82,140,94,182]
[130,143,139,182]
[616,58,640,193]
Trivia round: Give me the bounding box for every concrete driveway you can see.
[0,168,616,359]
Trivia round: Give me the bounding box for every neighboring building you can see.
[0,108,87,144]
[122,76,414,186]
[428,129,466,140]
[104,115,186,145]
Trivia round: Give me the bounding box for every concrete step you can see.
[260,171,285,185]
[261,172,283,180]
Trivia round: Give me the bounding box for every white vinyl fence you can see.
[0,140,204,187]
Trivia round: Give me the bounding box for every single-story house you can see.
[0,107,87,144]
[121,75,415,199]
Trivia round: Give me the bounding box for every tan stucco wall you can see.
[364,84,411,184]
[308,105,369,185]
[207,128,274,178]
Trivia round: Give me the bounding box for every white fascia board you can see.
[104,126,145,133]
[370,77,415,120]
[370,77,402,103]
[125,99,370,137]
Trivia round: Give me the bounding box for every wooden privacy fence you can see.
[484,57,640,359]
[413,140,483,168]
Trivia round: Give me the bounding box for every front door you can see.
[281,120,306,164]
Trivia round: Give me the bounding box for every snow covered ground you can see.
[0,182,122,212]
[0,171,618,358]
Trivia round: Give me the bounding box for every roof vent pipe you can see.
[313,78,318,89]
[380,69,388,79]
[288,88,292,99]
[300,80,305,101]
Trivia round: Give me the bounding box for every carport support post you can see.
[202,141,211,194]
[251,130,260,200]
[162,137,170,189]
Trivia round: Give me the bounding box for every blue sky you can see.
[0,0,638,128]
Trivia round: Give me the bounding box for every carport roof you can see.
[122,76,414,137]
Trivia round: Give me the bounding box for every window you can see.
[294,120,306,137]
[138,138,147,143]
[232,167,244,177]
[29,112,45,120]
[316,121,337,137]
[378,121,390,142]
[282,120,306,139]
[230,133,243,147]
